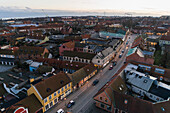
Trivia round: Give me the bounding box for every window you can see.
[155,68,165,74]
[45,104,49,110]
[68,83,70,87]
[107,106,111,111]
[100,97,102,100]
[54,98,58,104]
[150,95,153,98]
[44,98,47,103]
[105,98,108,102]
[50,101,53,107]
[49,95,52,100]
[63,46,65,48]
[65,85,67,89]
[62,87,64,92]
[98,60,100,63]
[58,90,60,94]
[54,92,57,97]
[100,103,105,108]
[122,111,126,113]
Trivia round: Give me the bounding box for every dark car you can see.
[92,79,99,86]
[112,61,117,66]
[67,100,75,108]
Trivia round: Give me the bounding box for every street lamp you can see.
[64,97,67,107]
[86,81,89,89]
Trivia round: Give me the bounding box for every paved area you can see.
[0,65,14,72]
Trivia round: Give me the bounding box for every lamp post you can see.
[86,81,89,89]
[64,97,67,107]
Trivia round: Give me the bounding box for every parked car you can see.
[67,100,75,108]
[57,109,64,113]
[119,53,122,58]
[109,65,113,70]
[112,61,117,66]
[92,79,99,86]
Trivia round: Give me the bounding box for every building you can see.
[159,35,170,46]
[126,47,154,65]
[5,94,43,113]
[27,72,72,112]
[92,47,115,67]
[60,61,88,74]
[0,49,16,65]
[15,46,50,60]
[62,51,96,64]
[29,62,43,72]
[93,62,170,113]
[68,64,97,89]
[59,41,75,56]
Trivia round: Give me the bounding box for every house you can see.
[126,47,154,65]
[92,47,115,67]
[67,64,97,89]
[93,62,170,113]
[62,51,96,64]
[146,37,159,47]
[159,35,170,46]
[60,61,88,74]
[93,76,128,112]
[131,36,145,49]
[15,46,50,60]
[59,41,75,56]
[0,49,16,65]
[5,94,43,113]
[29,62,42,72]
[27,72,72,112]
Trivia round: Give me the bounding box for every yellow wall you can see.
[27,85,43,105]
[27,82,73,112]
[43,82,72,112]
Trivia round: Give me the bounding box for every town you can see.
[0,15,170,113]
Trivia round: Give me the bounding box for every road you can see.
[47,34,136,113]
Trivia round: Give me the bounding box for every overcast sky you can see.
[1,0,170,18]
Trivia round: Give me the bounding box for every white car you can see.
[57,109,64,113]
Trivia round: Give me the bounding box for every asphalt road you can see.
[47,34,136,113]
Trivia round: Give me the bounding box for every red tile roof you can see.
[131,37,142,48]
[160,35,170,41]
[126,53,154,65]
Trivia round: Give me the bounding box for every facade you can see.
[159,35,170,46]
[92,47,115,67]
[59,41,75,56]
[0,49,16,65]
[68,64,97,89]
[62,51,96,64]
[15,46,50,60]
[27,72,72,112]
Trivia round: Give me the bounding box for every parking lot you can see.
[0,65,14,72]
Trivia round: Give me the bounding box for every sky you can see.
[0,0,170,18]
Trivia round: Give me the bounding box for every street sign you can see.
[14,107,28,113]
